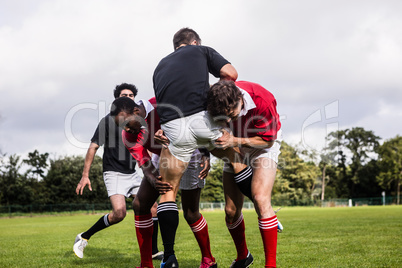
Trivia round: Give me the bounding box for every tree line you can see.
[0,127,400,206]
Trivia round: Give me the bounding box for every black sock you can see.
[234,166,253,200]
[157,202,179,261]
[81,213,111,240]
[152,217,159,254]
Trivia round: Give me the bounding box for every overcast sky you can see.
[1,0,401,160]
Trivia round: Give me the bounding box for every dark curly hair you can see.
[207,80,243,118]
[113,83,138,99]
[110,97,139,117]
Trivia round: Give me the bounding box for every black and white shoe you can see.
[229,251,254,268]
[160,254,178,268]
[152,251,164,260]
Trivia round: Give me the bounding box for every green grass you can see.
[0,206,401,267]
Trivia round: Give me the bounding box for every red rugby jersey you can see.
[122,97,163,167]
[232,81,281,141]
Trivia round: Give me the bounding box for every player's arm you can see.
[76,142,99,195]
[141,160,173,194]
[219,63,238,81]
[215,129,274,149]
[234,135,274,149]
[125,135,172,194]
[198,148,211,179]
[154,129,169,148]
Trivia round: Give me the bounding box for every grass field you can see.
[0,206,401,267]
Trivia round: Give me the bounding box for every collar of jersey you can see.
[238,87,256,117]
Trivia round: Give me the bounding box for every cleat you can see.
[277,219,284,233]
[152,251,164,260]
[160,254,178,268]
[73,232,88,258]
[229,251,253,268]
[200,256,217,268]
[274,207,281,214]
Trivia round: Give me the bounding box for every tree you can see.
[0,154,32,205]
[318,144,339,201]
[327,127,380,198]
[297,143,338,202]
[201,159,224,202]
[43,155,106,204]
[275,142,319,205]
[377,135,402,204]
[22,150,49,180]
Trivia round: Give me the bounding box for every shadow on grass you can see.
[66,247,141,267]
[175,259,202,267]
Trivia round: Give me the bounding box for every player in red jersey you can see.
[73,83,162,261]
[207,80,282,268]
[111,96,217,268]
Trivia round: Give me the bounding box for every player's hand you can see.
[154,129,169,148]
[198,156,211,179]
[76,176,92,195]
[214,129,237,150]
[153,175,173,195]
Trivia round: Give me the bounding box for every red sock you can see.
[259,215,278,268]
[189,214,213,260]
[226,213,248,260]
[135,214,154,268]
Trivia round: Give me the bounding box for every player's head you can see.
[111,97,145,135]
[207,80,244,122]
[113,83,138,100]
[173,27,201,50]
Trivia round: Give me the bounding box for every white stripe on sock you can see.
[234,167,252,183]
[135,217,153,228]
[104,214,110,227]
[258,217,278,230]
[191,216,207,233]
[226,213,244,229]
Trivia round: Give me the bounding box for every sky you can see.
[0,0,401,161]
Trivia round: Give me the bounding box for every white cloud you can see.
[0,0,401,157]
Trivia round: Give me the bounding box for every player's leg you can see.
[223,170,254,267]
[251,157,278,268]
[73,171,131,258]
[133,174,160,268]
[73,194,126,258]
[181,149,217,267]
[83,194,126,238]
[158,146,188,266]
[182,188,216,267]
[151,201,164,260]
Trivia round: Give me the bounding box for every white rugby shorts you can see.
[151,150,206,190]
[103,171,142,197]
[161,111,222,163]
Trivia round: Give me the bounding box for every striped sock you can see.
[81,213,111,240]
[189,214,213,259]
[226,213,248,260]
[259,215,278,267]
[135,213,154,268]
[157,202,179,261]
[152,217,159,254]
[234,166,253,200]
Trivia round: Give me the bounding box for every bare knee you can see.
[110,207,126,223]
[183,209,200,225]
[253,194,272,218]
[225,203,242,223]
